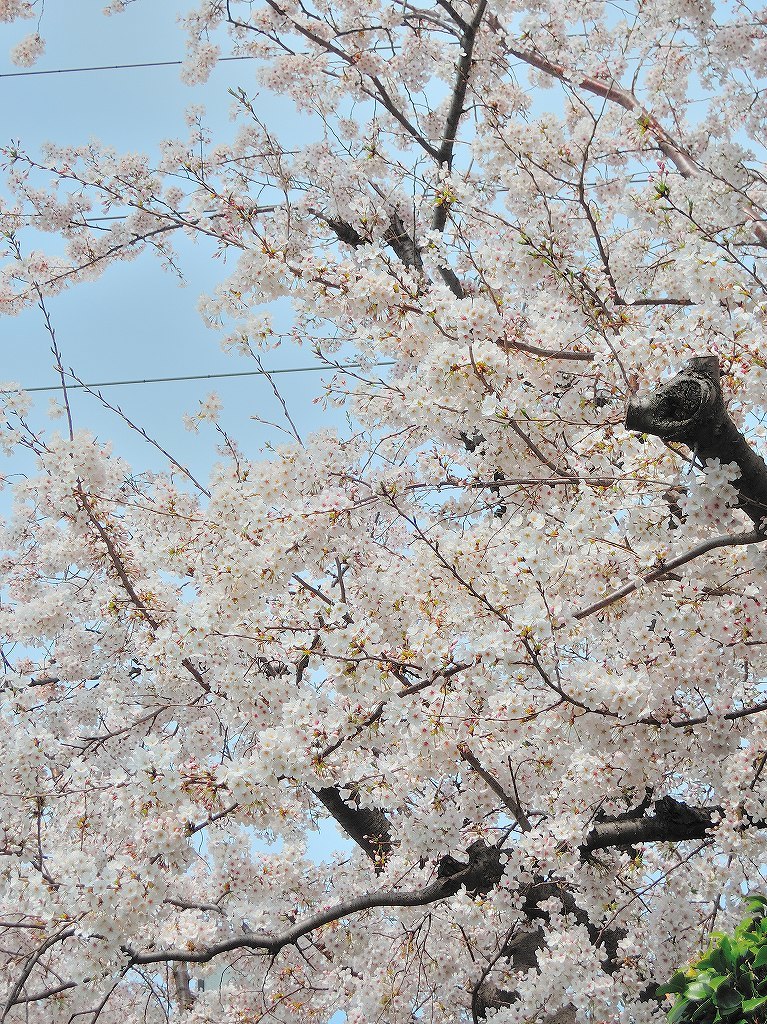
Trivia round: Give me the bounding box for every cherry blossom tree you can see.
[3,0,767,1021]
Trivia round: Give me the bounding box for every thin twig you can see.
[69,370,211,497]
[458,744,532,831]
[573,529,765,621]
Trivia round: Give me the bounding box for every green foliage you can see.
[658,897,767,1023]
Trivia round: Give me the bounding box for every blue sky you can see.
[0,1,338,480]
[0,2,355,868]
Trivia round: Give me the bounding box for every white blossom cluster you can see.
[2,0,767,1021]
[678,458,742,532]
[9,30,43,66]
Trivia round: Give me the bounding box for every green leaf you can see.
[720,937,737,967]
[707,949,731,975]
[741,995,767,1013]
[707,975,730,993]
[752,946,767,970]
[690,999,716,1023]
[713,985,742,1017]
[695,969,722,985]
[668,998,693,1024]
[687,980,714,1001]
[658,972,690,998]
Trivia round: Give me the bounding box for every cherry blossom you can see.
[3,0,767,1021]
[9,30,42,66]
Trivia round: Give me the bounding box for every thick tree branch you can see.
[626,355,767,525]
[583,796,717,853]
[172,962,195,1011]
[4,803,730,1011]
[383,212,423,270]
[313,786,393,864]
[435,0,488,178]
[320,209,465,296]
[474,880,632,1020]
[504,339,594,361]
[125,841,502,966]
[123,797,737,975]
[428,0,488,297]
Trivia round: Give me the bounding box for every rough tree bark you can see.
[625,355,767,527]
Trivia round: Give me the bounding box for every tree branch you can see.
[0,927,75,1022]
[120,792,738,978]
[428,0,488,297]
[626,355,767,525]
[313,786,393,865]
[583,796,717,853]
[491,24,767,246]
[458,743,532,831]
[434,0,488,177]
[124,841,502,966]
[573,527,765,621]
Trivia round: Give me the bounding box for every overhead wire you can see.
[0,55,255,79]
[0,55,396,397]
[18,361,396,394]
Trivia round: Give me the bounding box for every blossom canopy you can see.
[2,1,767,1022]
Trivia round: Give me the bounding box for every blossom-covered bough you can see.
[4,0,767,1021]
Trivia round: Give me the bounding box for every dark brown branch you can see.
[385,210,463,296]
[436,840,504,896]
[77,490,159,630]
[583,796,717,853]
[458,744,532,831]
[322,216,367,248]
[6,804,731,1014]
[646,697,767,729]
[164,897,226,915]
[124,842,501,966]
[319,211,468,300]
[383,212,423,270]
[434,0,488,179]
[271,792,742,986]
[313,786,393,864]
[427,0,488,297]
[625,355,767,526]
[258,0,440,158]
[6,981,77,1006]
[172,962,195,1011]
[474,880,631,1020]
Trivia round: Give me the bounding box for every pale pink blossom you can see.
[9,30,43,67]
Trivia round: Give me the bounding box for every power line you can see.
[19,361,396,394]
[0,55,254,80]
[15,210,215,223]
